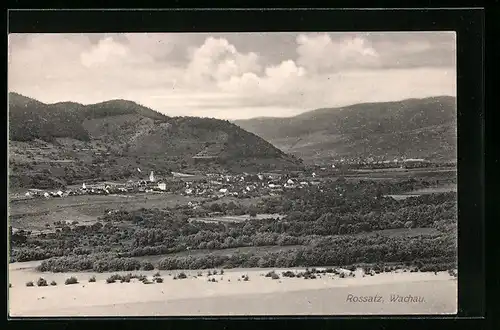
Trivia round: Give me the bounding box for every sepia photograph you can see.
[8,31,458,317]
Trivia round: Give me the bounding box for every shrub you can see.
[220,269,224,275]
[143,279,153,284]
[282,271,296,278]
[243,275,249,281]
[153,271,161,277]
[121,275,131,283]
[65,276,78,285]
[37,278,48,287]
[155,277,164,283]
[265,271,276,278]
[339,273,345,278]
[106,274,123,283]
[141,261,155,271]
[50,280,57,286]
[270,273,280,280]
[325,268,334,273]
[89,276,96,282]
[26,281,34,287]
[9,283,12,288]
[177,272,187,279]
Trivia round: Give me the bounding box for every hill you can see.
[8,93,302,189]
[234,96,457,164]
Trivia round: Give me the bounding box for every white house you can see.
[219,188,228,194]
[157,183,167,191]
[43,192,50,198]
[287,179,294,185]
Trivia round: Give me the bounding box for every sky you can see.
[8,32,456,120]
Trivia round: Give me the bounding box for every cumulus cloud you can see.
[296,33,379,73]
[80,37,130,67]
[183,37,261,87]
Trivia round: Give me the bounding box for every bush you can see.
[155,277,164,283]
[9,283,12,288]
[143,279,153,284]
[106,274,123,283]
[243,275,249,281]
[65,276,78,285]
[37,278,48,287]
[265,271,276,278]
[121,275,131,283]
[282,271,296,278]
[50,280,57,286]
[89,276,96,282]
[26,281,34,287]
[141,261,155,271]
[177,272,187,279]
[153,271,161,277]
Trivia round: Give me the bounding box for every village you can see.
[13,168,325,202]
[11,155,455,203]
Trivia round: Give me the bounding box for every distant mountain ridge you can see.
[234,96,457,163]
[8,93,302,189]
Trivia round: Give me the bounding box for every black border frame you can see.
[5,7,486,329]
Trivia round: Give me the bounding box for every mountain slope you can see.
[234,96,457,163]
[8,93,302,189]
[8,93,90,142]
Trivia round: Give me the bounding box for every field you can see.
[9,193,205,230]
[8,262,457,316]
[190,213,284,224]
[344,167,456,181]
[386,183,456,200]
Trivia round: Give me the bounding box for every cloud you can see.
[80,37,130,67]
[218,59,306,96]
[8,33,456,120]
[184,37,261,87]
[296,33,379,73]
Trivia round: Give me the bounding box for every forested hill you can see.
[234,96,457,163]
[8,93,303,188]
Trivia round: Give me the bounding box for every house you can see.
[157,183,167,191]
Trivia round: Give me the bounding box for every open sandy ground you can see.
[8,262,457,316]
